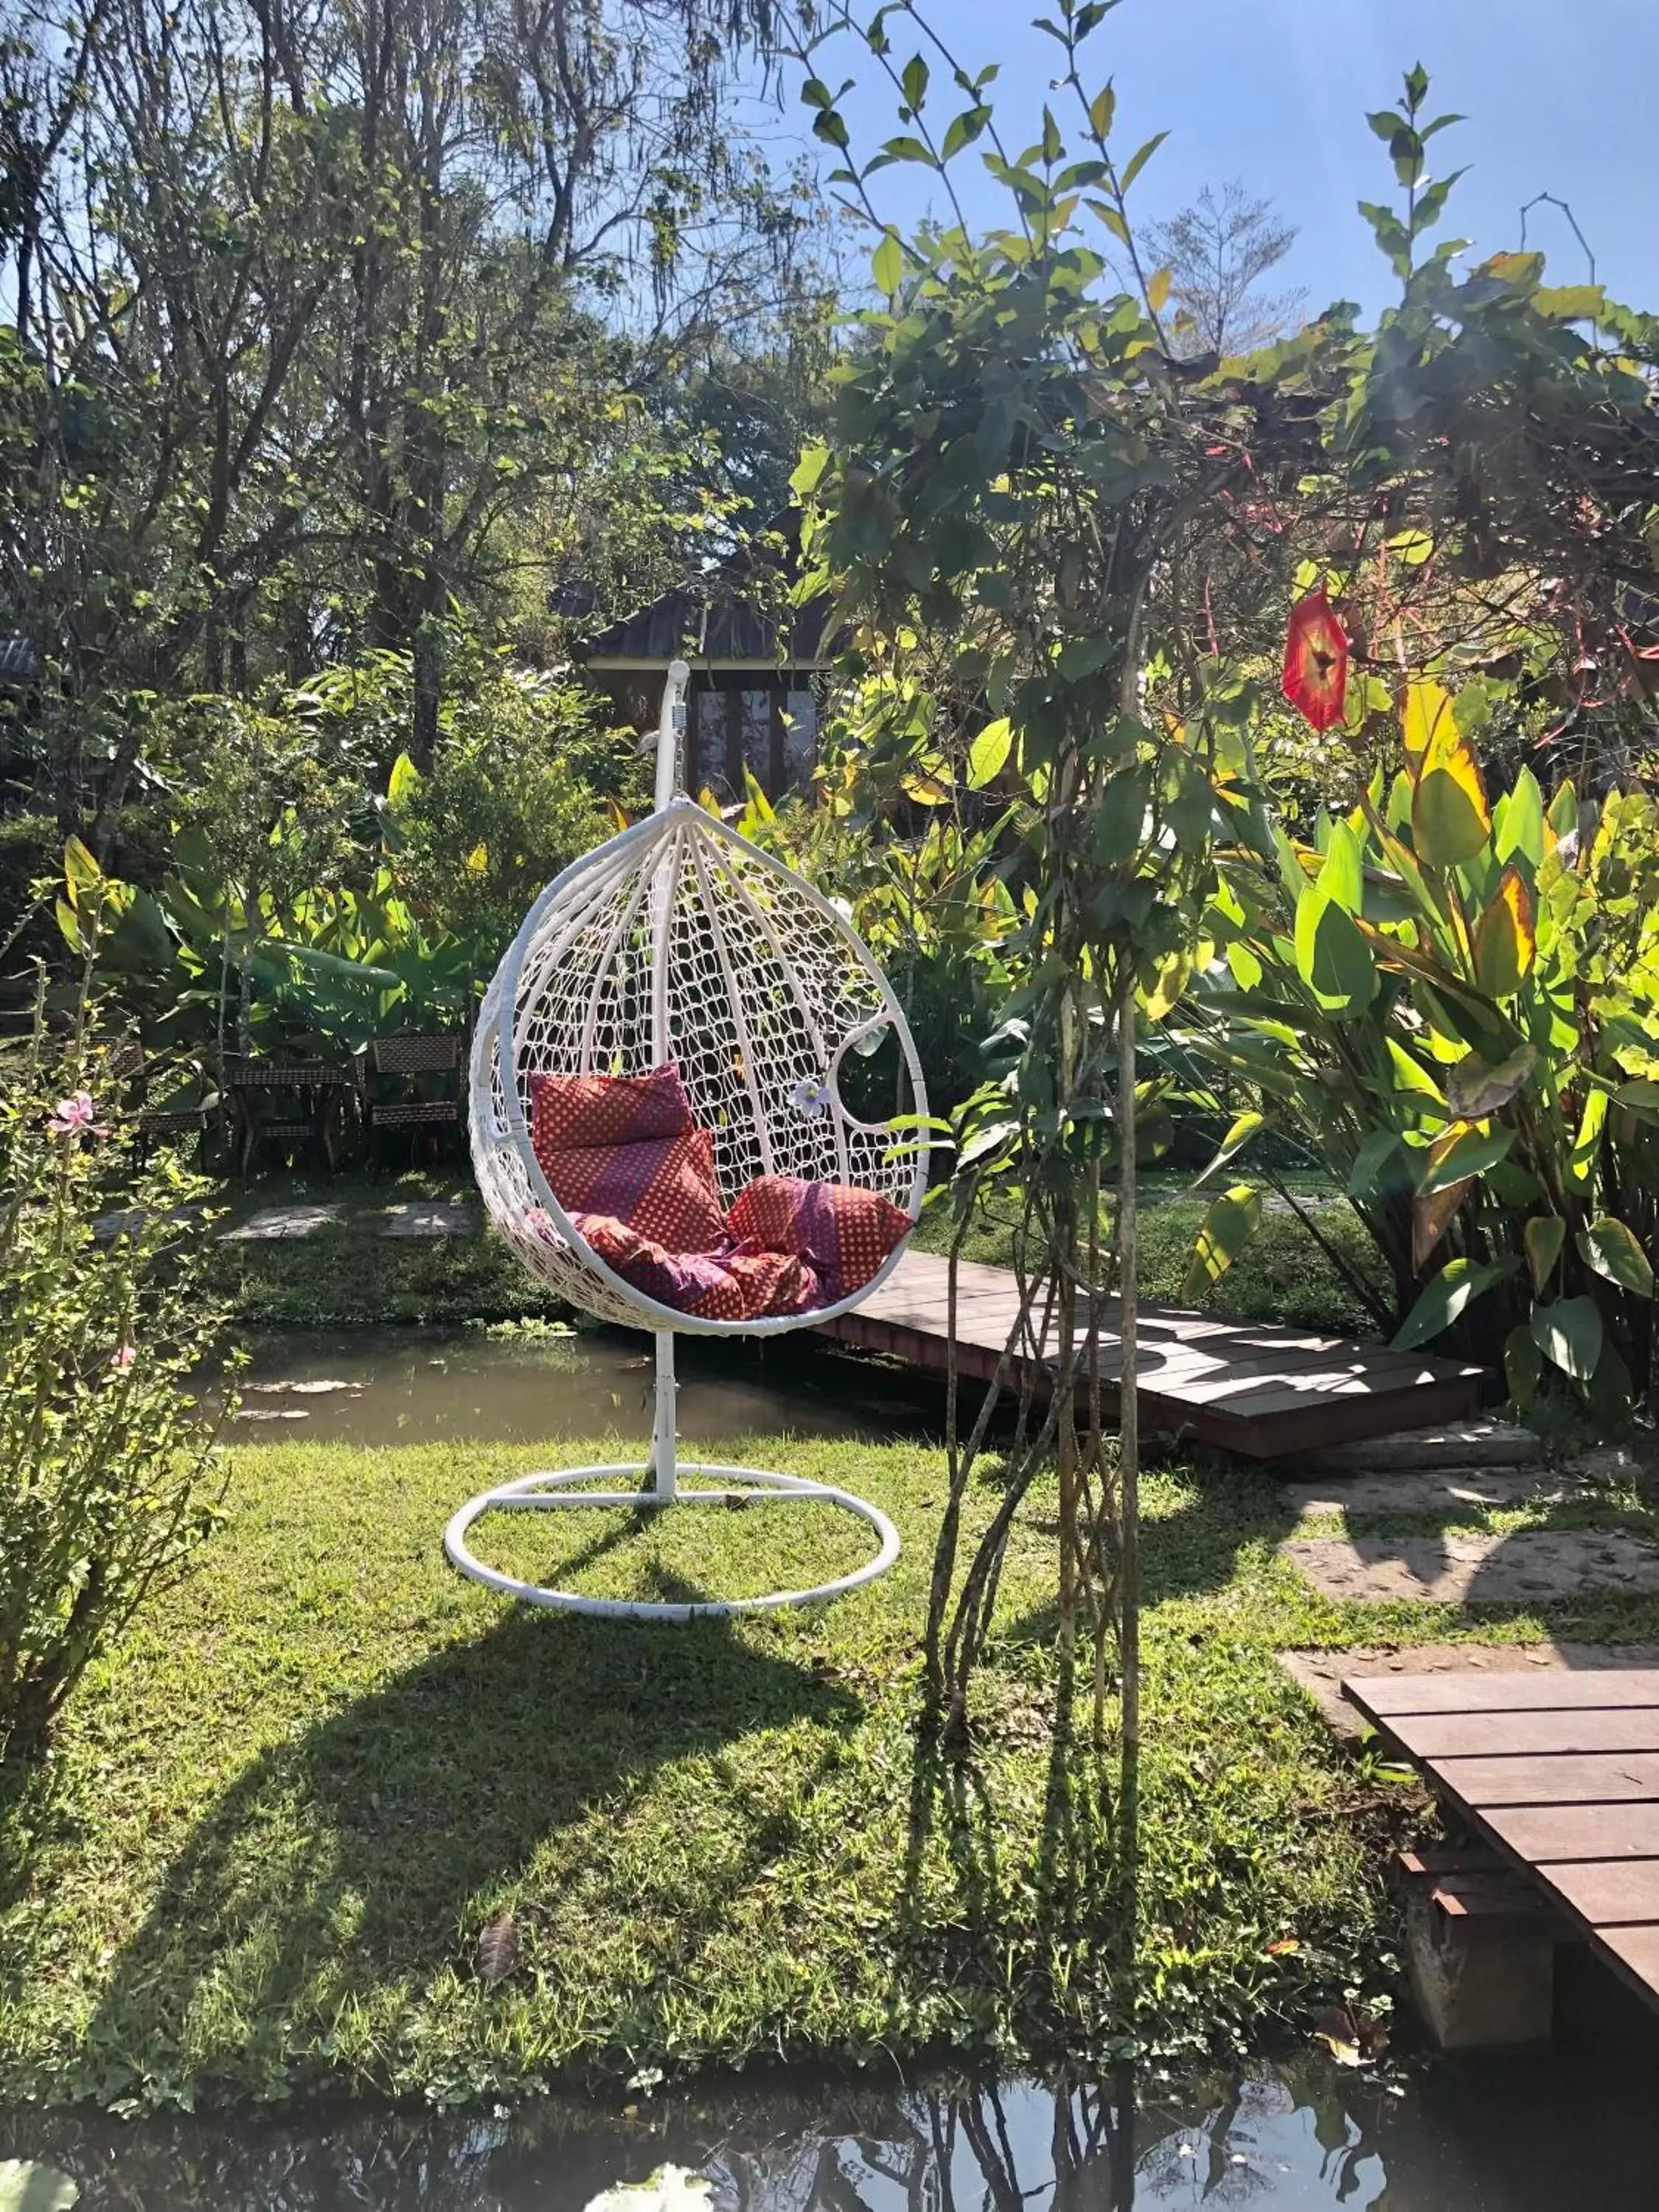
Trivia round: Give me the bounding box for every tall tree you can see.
[1143,179,1305,358]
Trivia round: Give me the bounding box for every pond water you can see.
[229,1327,936,1449]
[4,2048,1655,2209]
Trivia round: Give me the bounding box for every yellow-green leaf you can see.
[1472,863,1537,998]
[1181,1183,1262,1304]
[1197,1109,1266,1184]
[1143,949,1190,1023]
[1579,1216,1655,1298]
[966,717,1012,790]
[387,751,422,807]
[1401,678,1453,765]
[1413,717,1492,869]
[1525,1213,1565,1294]
[63,834,101,910]
[1147,264,1172,314]
[1495,767,1546,866]
[872,231,903,295]
[1393,1255,1511,1352]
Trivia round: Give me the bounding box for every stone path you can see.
[1278,1413,1659,1618]
[213,1198,483,1241]
[1287,1529,1659,1607]
[223,1203,343,1241]
[382,1200,482,1238]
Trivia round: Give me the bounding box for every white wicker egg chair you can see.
[448,661,929,1620]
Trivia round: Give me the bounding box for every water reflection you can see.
[6,2051,1656,2210]
[227,1327,931,1449]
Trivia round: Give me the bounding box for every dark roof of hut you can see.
[575,521,838,669]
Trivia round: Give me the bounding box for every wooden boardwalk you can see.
[815,1251,1484,1460]
[1344,1669,1659,2009]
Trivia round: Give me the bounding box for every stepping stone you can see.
[1281,1642,1659,1741]
[223,1203,341,1242]
[381,1200,482,1239]
[1290,1420,1545,1477]
[233,1406,310,1422]
[1284,1529,1659,1607]
[1285,1468,1592,1519]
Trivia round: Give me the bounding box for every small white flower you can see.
[790,1076,830,1119]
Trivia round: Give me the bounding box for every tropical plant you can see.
[0,970,234,1764]
[1181,682,1659,1420]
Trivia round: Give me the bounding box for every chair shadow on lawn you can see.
[82,1548,861,2098]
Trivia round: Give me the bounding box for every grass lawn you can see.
[6,1421,1659,2115]
[209,1166,1390,1340]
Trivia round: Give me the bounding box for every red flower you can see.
[1282,590,1350,733]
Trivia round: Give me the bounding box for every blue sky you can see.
[771,0,1659,323]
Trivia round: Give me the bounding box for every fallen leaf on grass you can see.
[475,1910,519,1983]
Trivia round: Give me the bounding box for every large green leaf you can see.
[1504,1324,1543,1408]
[1531,1295,1604,1382]
[1392,1256,1512,1352]
[1181,1183,1263,1304]
[1347,1127,1411,1200]
[1417,1119,1514,1194]
[1495,768,1546,866]
[1412,721,1491,869]
[1525,1214,1565,1294]
[1318,818,1366,915]
[1579,1217,1655,1298]
[1471,864,1536,998]
[1293,889,1376,1015]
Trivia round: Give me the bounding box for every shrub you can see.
[0,980,235,1764]
[1182,687,1659,1421]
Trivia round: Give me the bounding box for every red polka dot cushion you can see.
[574,1212,821,1321]
[727,1175,912,1304]
[529,1062,691,1150]
[534,1124,727,1254]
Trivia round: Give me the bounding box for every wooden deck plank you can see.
[1347,1671,1659,1718]
[1434,1751,1659,1806]
[1530,1860,1659,1926]
[819,1248,1484,1460]
[1342,1668,1659,2010]
[1486,1803,1659,1863]
[1369,1708,1659,1759]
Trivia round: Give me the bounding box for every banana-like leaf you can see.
[1579,1216,1655,1298]
[1471,864,1536,997]
[1447,1043,1536,1120]
[1525,1214,1565,1293]
[1531,1295,1604,1382]
[1181,1183,1263,1304]
[1413,717,1492,869]
[1412,1175,1474,1271]
[1196,1109,1267,1183]
[1392,1255,1512,1352]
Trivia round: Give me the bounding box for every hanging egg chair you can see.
[450,661,929,1619]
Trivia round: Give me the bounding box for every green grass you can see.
[9,1421,1659,2117]
[205,1169,564,1331]
[913,1178,1388,1338]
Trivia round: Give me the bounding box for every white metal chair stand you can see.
[448,661,926,1621]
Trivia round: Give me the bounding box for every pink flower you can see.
[111,1343,136,1371]
[48,1091,108,1138]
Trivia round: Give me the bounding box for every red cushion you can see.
[575,1212,821,1321]
[529,1063,691,1150]
[536,1125,726,1254]
[727,1175,911,1302]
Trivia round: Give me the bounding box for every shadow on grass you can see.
[80,1574,860,2098]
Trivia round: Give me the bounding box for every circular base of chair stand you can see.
[443,1462,900,1621]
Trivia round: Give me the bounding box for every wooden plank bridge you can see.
[813,1250,1484,1461]
[1344,1669,1659,2013]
